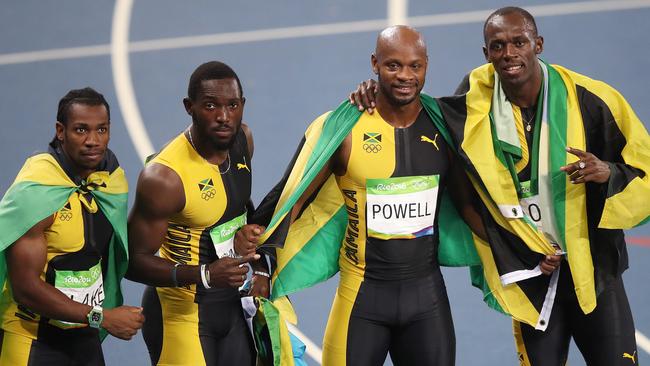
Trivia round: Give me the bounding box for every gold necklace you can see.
[187,127,230,175]
[523,109,536,133]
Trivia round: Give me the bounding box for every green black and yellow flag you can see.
[252,98,491,309]
[436,60,650,328]
[0,148,129,340]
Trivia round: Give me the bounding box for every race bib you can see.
[519,181,560,246]
[519,181,543,228]
[210,212,247,258]
[366,175,439,240]
[51,261,104,329]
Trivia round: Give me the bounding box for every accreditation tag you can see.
[210,212,247,258]
[366,175,439,240]
[51,261,104,329]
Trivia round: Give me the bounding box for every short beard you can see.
[378,76,418,106]
[209,124,240,151]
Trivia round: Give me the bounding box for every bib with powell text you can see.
[366,175,439,240]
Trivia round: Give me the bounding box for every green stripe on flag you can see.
[271,205,347,299]
[547,64,569,247]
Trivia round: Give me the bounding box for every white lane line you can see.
[388,0,408,26]
[0,45,110,66]
[127,19,387,53]
[3,0,650,66]
[111,0,155,162]
[637,329,650,355]
[287,322,323,365]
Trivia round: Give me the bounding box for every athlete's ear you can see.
[55,121,65,142]
[535,36,544,54]
[371,53,379,75]
[241,97,246,107]
[182,97,193,116]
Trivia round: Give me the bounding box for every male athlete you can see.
[0,87,144,365]
[254,26,494,366]
[127,61,269,366]
[350,7,650,365]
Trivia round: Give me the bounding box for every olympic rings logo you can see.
[59,212,73,221]
[363,143,382,153]
[201,188,216,201]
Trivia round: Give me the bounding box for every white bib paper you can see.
[51,261,104,328]
[366,175,439,240]
[210,212,247,258]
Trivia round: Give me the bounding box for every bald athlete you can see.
[285,26,484,366]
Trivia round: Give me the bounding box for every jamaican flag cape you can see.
[436,60,650,328]
[0,143,129,340]
[253,296,307,366]
[253,98,493,311]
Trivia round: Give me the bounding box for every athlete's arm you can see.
[291,133,351,222]
[446,158,488,241]
[126,163,258,288]
[240,122,272,297]
[7,216,144,340]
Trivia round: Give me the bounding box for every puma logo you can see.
[237,163,250,172]
[421,134,439,151]
[623,351,636,364]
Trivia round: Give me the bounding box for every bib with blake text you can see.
[51,261,104,329]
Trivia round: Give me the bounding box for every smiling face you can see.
[372,27,428,107]
[483,11,543,89]
[55,103,110,178]
[183,78,244,151]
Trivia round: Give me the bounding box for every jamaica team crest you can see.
[58,202,73,221]
[363,132,382,153]
[198,178,217,201]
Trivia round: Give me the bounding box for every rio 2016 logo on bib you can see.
[366,175,439,240]
[210,212,247,258]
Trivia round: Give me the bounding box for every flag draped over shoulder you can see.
[436,60,650,328]
[253,296,307,366]
[0,150,129,340]
[253,98,488,307]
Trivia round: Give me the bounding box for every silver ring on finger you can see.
[578,161,586,170]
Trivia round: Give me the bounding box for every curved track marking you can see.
[111,0,154,163]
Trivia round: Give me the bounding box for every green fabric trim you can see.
[470,265,506,314]
[271,206,347,300]
[255,298,291,366]
[0,182,128,342]
[634,215,650,228]
[437,192,481,267]
[266,102,362,232]
[546,64,569,247]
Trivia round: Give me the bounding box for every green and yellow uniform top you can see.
[336,109,450,281]
[149,130,251,302]
[0,143,128,341]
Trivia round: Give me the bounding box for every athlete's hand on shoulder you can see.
[234,224,265,257]
[208,253,260,288]
[560,147,611,184]
[102,305,145,340]
[348,79,378,114]
[249,273,270,298]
